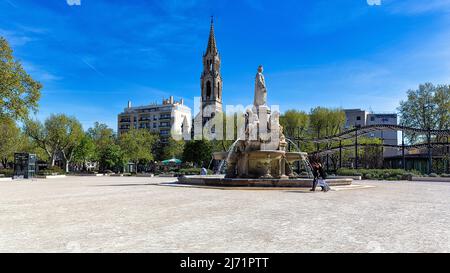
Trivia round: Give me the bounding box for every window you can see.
[218,83,220,99]
[160,113,171,119]
[356,116,361,121]
[206,81,211,99]
[370,117,375,121]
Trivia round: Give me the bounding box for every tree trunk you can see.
[1,158,8,169]
[61,150,73,173]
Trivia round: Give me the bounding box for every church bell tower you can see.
[200,17,223,124]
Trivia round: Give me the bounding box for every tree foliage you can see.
[0,37,42,120]
[24,114,84,171]
[182,140,212,167]
[24,118,59,166]
[398,83,450,141]
[99,143,125,173]
[280,110,309,138]
[0,116,20,167]
[309,107,346,137]
[86,122,116,168]
[73,134,96,170]
[162,137,185,160]
[119,129,159,171]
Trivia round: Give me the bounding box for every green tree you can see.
[0,37,42,120]
[182,140,213,167]
[119,129,158,173]
[56,116,84,173]
[308,107,346,170]
[0,116,20,168]
[73,134,96,171]
[99,143,125,173]
[87,122,115,149]
[18,132,48,162]
[24,118,59,166]
[86,122,116,171]
[280,110,310,138]
[309,107,346,138]
[24,114,84,172]
[398,83,450,141]
[162,137,185,159]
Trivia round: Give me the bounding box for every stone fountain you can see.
[213,65,309,180]
[178,66,352,187]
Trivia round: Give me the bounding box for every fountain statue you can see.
[254,65,267,107]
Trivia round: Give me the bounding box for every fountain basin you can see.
[178,175,353,188]
[285,152,308,162]
[247,150,285,179]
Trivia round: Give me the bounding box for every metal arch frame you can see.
[286,124,450,174]
[290,124,450,144]
[310,142,450,156]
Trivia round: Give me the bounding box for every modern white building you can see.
[344,109,398,157]
[118,96,191,143]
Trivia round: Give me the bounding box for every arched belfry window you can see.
[217,83,220,99]
[206,81,211,100]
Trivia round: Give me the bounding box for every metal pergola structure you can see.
[288,124,450,174]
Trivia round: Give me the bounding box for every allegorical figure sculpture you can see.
[254,65,267,106]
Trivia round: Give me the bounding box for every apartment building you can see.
[117,96,191,143]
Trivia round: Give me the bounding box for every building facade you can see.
[118,96,191,143]
[344,109,398,157]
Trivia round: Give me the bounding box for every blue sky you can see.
[1,0,450,131]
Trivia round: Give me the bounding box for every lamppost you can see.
[424,94,433,175]
[402,130,406,170]
[355,125,359,170]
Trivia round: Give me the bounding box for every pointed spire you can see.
[206,16,218,55]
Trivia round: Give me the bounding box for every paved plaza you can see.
[0,176,449,253]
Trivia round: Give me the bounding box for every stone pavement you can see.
[0,176,449,252]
